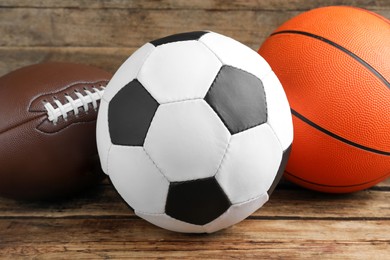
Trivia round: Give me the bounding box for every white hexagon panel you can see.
[138,40,222,104]
[144,100,230,182]
[96,31,293,233]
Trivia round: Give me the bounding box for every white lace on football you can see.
[44,86,105,124]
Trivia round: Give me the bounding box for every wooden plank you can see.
[0,219,389,259]
[0,183,388,219]
[377,177,390,188]
[0,8,299,48]
[1,6,389,75]
[0,0,389,10]
[0,47,133,76]
[263,187,390,219]
[1,7,389,49]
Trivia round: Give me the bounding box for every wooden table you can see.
[0,1,389,259]
[1,179,389,259]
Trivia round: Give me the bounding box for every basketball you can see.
[258,6,390,193]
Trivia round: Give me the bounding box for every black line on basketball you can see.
[291,109,390,156]
[285,171,389,188]
[271,30,390,90]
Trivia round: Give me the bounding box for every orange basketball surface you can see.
[259,6,390,192]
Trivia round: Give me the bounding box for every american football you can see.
[0,62,112,200]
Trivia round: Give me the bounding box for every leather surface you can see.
[273,6,390,84]
[108,79,159,146]
[136,194,268,233]
[102,43,155,102]
[261,33,390,152]
[260,71,293,151]
[108,145,169,214]
[267,145,292,195]
[199,31,272,81]
[96,99,111,174]
[259,6,390,192]
[200,31,293,148]
[205,65,267,134]
[138,40,221,104]
[98,31,293,232]
[284,116,390,193]
[166,177,231,225]
[150,31,208,46]
[97,43,155,174]
[143,100,230,182]
[215,124,282,204]
[0,62,112,199]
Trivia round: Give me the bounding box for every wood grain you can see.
[0,8,298,48]
[0,1,389,259]
[0,8,297,76]
[0,47,133,76]
[0,2,389,77]
[0,0,389,10]
[0,219,389,259]
[0,179,388,259]
[0,181,389,219]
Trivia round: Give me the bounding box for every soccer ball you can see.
[96,31,293,233]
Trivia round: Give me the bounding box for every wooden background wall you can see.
[1,0,389,77]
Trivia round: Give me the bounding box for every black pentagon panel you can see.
[108,79,159,146]
[267,145,292,196]
[166,177,231,225]
[150,31,209,46]
[204,65,267,135]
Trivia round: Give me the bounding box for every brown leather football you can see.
[0,62,112,200]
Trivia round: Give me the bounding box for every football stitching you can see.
[44,86,106,124]
[1,81,108,135]
[35,118,97,135]
[29,80,108,112]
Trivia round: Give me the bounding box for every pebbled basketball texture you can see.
[259,6,390,193]
[0,62,112,200]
